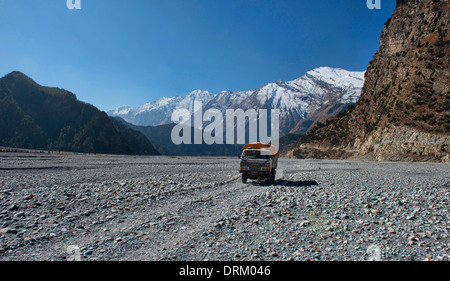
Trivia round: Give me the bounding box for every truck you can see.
[239,142,279,184]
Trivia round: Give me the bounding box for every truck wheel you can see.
[271,170,276,182]
[267,173,273,184]
[242,173,247,183]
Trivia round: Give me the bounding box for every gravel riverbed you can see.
[0,152,448,261]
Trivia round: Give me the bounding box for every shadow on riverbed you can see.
[273,179,319,187]
[250,179,319,187]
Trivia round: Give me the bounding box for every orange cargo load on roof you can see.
[242,142,279,157]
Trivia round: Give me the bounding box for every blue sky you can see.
[0,0,396,111]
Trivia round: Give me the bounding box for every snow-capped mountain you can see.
[108,67,365,136]
[108,90,215,127]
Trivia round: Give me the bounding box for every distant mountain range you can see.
[0,67,366,157]
[108,67,365,137]
[112,117,243,156]
[0,71,159,155]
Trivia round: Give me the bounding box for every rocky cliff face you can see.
[290,0,449,162]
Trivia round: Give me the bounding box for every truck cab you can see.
[239,143,279,184]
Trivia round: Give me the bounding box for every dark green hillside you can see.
[0,71,159,155]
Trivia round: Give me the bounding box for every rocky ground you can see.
[0,152,448,261]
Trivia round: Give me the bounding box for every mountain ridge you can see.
[0,71,160,155]
[108,67,365,137]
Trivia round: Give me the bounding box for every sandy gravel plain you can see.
[0,152,448,261]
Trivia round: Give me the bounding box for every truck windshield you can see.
[242,150,272,159]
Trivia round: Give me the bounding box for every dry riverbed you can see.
[0,152,448,261]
